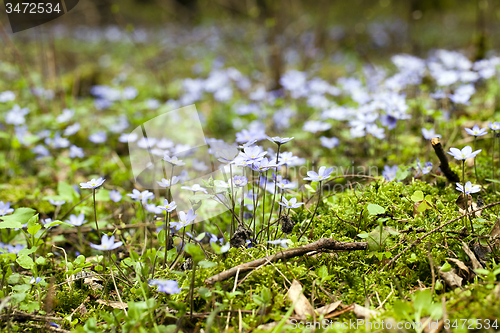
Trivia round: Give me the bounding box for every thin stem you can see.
[474,136,479,183]
[190,261,197,319]
[93,189,100,236]
[259,170,268,243]
[298,181,323,240]
[108,252,128,316]
[164,211,170,270]
[266,144,281,243]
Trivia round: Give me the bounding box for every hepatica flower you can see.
[80,177,106,189]
[382,165,398,181]
[421,128,441,140]
[66,213,87,227]
[252,157,278,172]
[447,146,482,160]
[304,166,333,182]
[109,190,122,202]
[128,189,155,203]
[181,184,208,194]
[488,122,500,131]
[149,279,181,294]
[157,176,180,188]
[267,136,294,145]
[30,277,42,284]
[170,209,197,231]
[465,125,488,137]
[320,136,340,149]
[159,199,177,213]
[267,239,290,248]
[90,234,123,251]
[240,146,267,164]
[48,199,65,206]
[163,155,186,166]
[0,201,14,216]
[279,197,303,209]
[456,181,481,195]
[233,175,248,187]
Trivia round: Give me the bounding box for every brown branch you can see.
[431,137,460,182]
[204,238,367,285]
[380,200,500,273]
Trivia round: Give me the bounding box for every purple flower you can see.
[163,155,186,166]
[464,125,488,137]
[170,209,197,230]
[303,121,332,133]
[127,189,155,203]
[149,279,181,294]
[69,145,84,158]
[89,131,107,144]
[109,190,122,202]
[181,184,208,194]
[267,136,294,145]
[48,199,65,206]
[30,277,42,284]
[80,177,106,189]
[0,201,14,216]
[159,199,177,213]
[320,136,339,149]
[303,166,333,182]
[456,181,481,194]
[382,165,398,181]
[233,175,248,187]
[145,203,163,215]
[421,128,441,140]
[90,234,123,251]
[157,176,180,188]
[6,244,24,254]
[279,197,303,209]
[239,146,267,164]
[252,157,278,172]
[447,146,482,160]
[488,122,500,131]
[66,214,87,227]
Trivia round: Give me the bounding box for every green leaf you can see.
[94,188,110,202]
[16,255,34,269]
[396,168,409,181]
[357,233,370,239]
[0,207,37,228]
[184,243,204,263]
[411,190,424,203]
[198,260,217,269]
[304,185,315,193]
[158,229,166,246]
[441,262,452,272]
[367,204,385,215]
[474,268,490,275]
[316,265,328,280]
[58,181,78,202]
[195,232,206,242]
[27,214,41,236]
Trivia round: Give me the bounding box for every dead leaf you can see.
[316,301,342,316]
[447,258,470,273]
[456,194,481,217]
[97,299,128,309]
[352,304,378,319]
[287,279,314,319]
[439,267,462,288]
[462,242,483,270]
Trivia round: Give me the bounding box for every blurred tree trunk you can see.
[475,0,488,60]
[257,0,284,91]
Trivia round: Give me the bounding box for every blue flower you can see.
[267,239,290,248]
[465,125,488,137]
[0,201,14,216]
[80,177,106,189]
[456,181,481,194]
[303,166,333,182]
[181,184,208,194]
[159,199,177,213]
[252,157,278,172]
[382,165,398,181]
[149,279,181,294]
[233,175,248,187]
[279,197,303,209]
[488,122,500,131]
[30,277,42,284]
[170,209,197,231]
[90,234,123,251]
[109,190,122,202]
[320,136,339,149]
[157,176,180,188]
[66,214,87,227]
[163,155,186,166]
[48,199,66,206]
[421,128,441,140]
[447,146,482,160]
[127,189,154,203]
[267,136,294,145]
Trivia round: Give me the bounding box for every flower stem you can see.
[298,181,323,240]
[93,189,100,236]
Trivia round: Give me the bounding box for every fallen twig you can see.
[431,137,460,182]
[205,238,367,285]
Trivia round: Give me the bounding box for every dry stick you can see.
[431,137,460,182]
[204,238,367,285]
[380,200,500,273]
